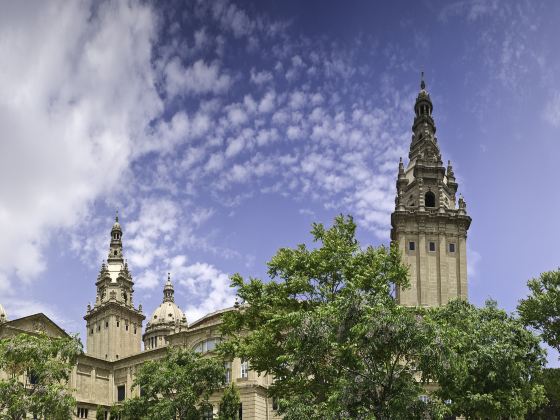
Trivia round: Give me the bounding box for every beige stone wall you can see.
[85,307,143,361]
[396,217,468,307]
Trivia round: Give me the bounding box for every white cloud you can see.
[126,199,180,270]
[250,68,273,85]
[176,262,236,323]
[0,0,162,286]
[258,91,276,113]
[467,247,482,281]
[543,92,560,127]
[211,0,255,38]
[165,58,232,97]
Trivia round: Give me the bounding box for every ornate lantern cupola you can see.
[108,211,123,264]
[163,273,175,303]
[413,72,435,135]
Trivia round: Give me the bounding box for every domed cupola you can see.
[0,303,8,323]
[412,72,436,139]
[143,273,188,350]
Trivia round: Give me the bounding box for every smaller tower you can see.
[143,273,188,350]
[84,214,145,360]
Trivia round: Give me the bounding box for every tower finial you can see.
[420,71,425,90]
[115,210,119,223]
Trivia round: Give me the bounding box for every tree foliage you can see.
[218,382,241,420]
[425,299,547,419]
[527,368,560,419]
[120,347,225,420]
[220,215,445,419]
[95,406,107,420]
[519,270,560,351]
[0,332,82,420]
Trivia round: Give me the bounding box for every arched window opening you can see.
[193,337,221,353]
[425,191,436,208]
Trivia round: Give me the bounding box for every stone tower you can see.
[84,214,145,360]
[391,76,471,307]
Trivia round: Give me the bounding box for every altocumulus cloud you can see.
[0,0,419,322]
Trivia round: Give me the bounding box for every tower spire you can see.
[108,213,123,263]
[410,73,439,162]
[163,272,175,303]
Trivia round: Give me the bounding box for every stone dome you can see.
[145,273,188,334]
[0,303,8,323]
[148,301,186,327]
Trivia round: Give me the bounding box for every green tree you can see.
[220,215,446,419]
[0,332,82,420]
[95,405,107,420]
[120,347,225,420]
[519,270,560,351]
[425,299,547,419]
[218,383,241,420]
[527,368,560,419]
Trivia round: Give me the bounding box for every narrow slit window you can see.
[409,241,415,251]
[449,243,456,253]
[429,242,436,252]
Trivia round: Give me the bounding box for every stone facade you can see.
[0,77,471,419]
[391,76,471,306]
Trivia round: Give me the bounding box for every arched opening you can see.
[425,191,436,207]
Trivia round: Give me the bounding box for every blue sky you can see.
[1,0,560,362]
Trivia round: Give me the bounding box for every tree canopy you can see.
[220,215,445,419]
[425,299,547,419]
[0,332,82,420]
[519,270,560,351]
[220,215,548,419]
[218,382,241,420]
[119,347,225,420]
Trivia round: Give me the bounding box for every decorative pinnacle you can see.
[420,71,426,90]
[115,210,119,223]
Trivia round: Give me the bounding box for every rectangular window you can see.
[239,404,243,420]
[449,243,456,253]
[272,397,279,411]
[240,359,249,379]
[117,385,125,402]
[105,321,109,328]
[28,370,39,385]
[408,241,415,251]
[125,324,129,331]
[201,405,214,420]
[77,407,89,418]
[225,361,232,384]
[90,328,93,335]
[429,241,436,252]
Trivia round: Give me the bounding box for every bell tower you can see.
[84,213,145,360]
[391,75,471,307]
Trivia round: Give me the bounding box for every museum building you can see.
[0,78,470,419]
